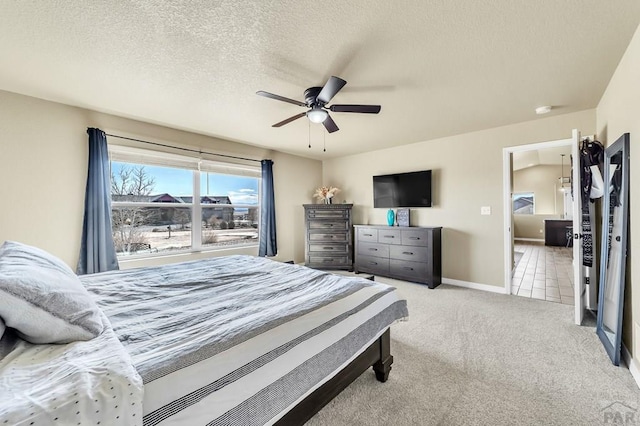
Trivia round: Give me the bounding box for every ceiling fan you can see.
[256,76,381,133]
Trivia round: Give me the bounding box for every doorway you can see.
[502,130,585,325]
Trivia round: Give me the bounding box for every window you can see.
[200,172,259,249]
[109,147,260,257]
[513,192,535,215]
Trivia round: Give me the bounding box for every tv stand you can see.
[353,225,442,288]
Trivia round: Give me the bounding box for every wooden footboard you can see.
[275,328,392,425]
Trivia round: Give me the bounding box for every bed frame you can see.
[275,328,393,425]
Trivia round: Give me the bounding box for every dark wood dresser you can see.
[353,225,442,288]
[304,204,353,271]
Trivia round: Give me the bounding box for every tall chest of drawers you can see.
[354,225,442,288]
[304,204,353,270]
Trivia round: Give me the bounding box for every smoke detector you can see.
[535,106,552,115]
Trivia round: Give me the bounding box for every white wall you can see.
[0,91,88,266]
[0,90,322,268]
[596,22,640,368]
[322,109,596,287]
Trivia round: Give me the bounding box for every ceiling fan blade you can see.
[272,112,306,127]
[256,91,307,107]
[330,104,381,114]
[323,115,339,133]
[317,76,347,104]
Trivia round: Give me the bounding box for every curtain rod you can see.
[105,133,263,163]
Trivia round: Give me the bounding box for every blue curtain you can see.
[77,128,119,274]
[259,159,277,257]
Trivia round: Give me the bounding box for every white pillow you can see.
[0,241,104,344]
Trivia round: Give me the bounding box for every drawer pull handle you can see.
[369,248,378,251]
[402,252,414,255]
[323,247,334,250]
[409,237,420,240]
[384,235,395,238]
[403,267,414,271]
[323,259,333,262]
[368,261,378,265]
[323,235,333,239]
[364,233,373,237]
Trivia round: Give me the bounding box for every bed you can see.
[0,243,407,426]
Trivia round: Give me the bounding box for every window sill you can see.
[118,244,258,269]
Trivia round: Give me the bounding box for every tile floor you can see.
[511,241,575,305]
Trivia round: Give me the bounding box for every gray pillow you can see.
[0,316,5,340]
[0,241,104,344]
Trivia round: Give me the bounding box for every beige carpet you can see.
[307,277,640,425]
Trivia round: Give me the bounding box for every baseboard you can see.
[442,278,508,294]
[621,344,640,389]
[514,238,545,243]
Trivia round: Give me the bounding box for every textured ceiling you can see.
[0,1,639,159]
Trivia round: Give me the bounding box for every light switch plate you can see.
[481,206,491,215]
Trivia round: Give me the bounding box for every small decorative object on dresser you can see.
[354,225,442,288]
[386,209,395,226]
[313,186,340,204]
[396,208,410,227]
[304,204,353,270]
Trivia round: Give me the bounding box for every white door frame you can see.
[502,135,575,295]
[570,129,584,325]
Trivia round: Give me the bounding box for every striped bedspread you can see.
[0,312,143,426]
[81,255,408,425]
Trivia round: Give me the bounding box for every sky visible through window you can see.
[111,162,259,205]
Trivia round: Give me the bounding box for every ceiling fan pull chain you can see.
[323,128,326,152]
[308,120,311,149]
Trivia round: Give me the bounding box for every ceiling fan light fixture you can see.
[307,108,328,124]
[257,76,380,133]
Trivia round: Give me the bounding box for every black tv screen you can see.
[373,170,432,208]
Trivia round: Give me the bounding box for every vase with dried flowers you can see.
[313,186,340,204]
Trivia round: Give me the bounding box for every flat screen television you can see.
[373,170,432,208]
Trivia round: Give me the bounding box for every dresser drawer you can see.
[390,259,428,282]
[306,209,349,219]
[309,233,348,242]
[402,229,430,247]
[357,227,378,242]
[357,255,390,275]
[309,243,348,254]
[308,221,348,231]
[390,245,429,262]
[378,229,401,244]
[308,255,350,266]
[358,242,389,258]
